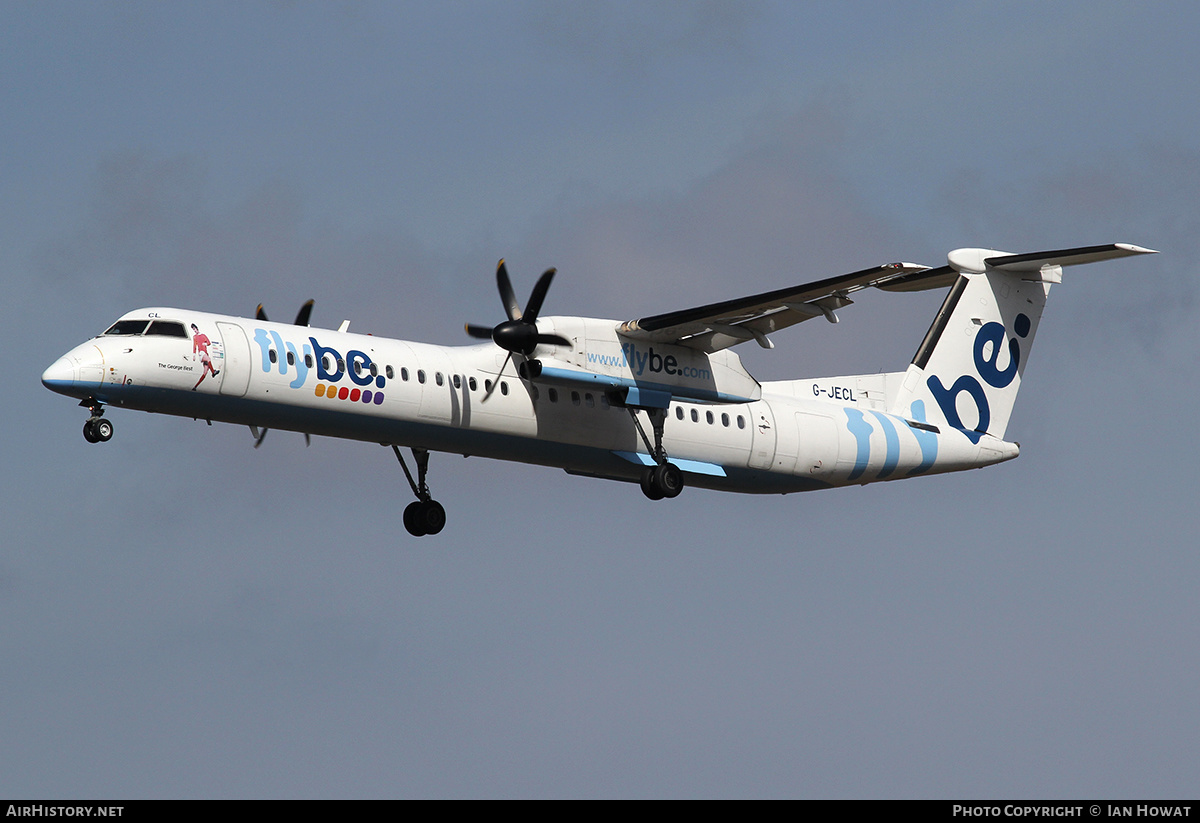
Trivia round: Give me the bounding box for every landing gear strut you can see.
[392,445,446,537]
[628,407,684,500]
[80,399,113,443]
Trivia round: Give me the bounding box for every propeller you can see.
[250,300,316,447]
[255,299,315,326]
[465,260,571,400]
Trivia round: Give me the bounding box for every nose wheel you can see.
[81,400,113,443]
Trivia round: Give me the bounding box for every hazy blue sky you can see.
[3,1,1197,798]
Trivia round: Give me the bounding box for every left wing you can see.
[618,261,942,352]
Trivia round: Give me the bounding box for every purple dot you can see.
[373,392,385,405]
[362,390,373,403]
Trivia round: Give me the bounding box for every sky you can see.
[2,0,1198,799]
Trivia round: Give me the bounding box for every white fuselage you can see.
[42,307,1017,494]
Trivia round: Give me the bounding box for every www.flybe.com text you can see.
[586,344,712,380]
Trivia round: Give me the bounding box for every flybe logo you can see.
[927,313,1030,443]
[585,343,712,380]
[252,329,387,406]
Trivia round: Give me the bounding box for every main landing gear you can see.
[80,399,113,444]
[628,406,684,501]
[391,445,447,537]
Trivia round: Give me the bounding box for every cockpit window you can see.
[145,321,189,338]
[102,320,150,336]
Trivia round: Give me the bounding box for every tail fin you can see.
[889,244,1155,442]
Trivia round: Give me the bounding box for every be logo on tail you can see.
[927,313,1030,443]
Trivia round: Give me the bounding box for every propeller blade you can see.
[256,304,268,321]
[255,428,268,448]
[496,259,522,321]
[294,299,314,327]
[523,268,556,323]
[536,333,572,348]
[482,351,514,402]
[465,323,495,340]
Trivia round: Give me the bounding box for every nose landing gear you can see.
[80,400,113,443]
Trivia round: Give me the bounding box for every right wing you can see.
[618,261,952,353]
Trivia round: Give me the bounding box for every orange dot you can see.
[315,384,326,397]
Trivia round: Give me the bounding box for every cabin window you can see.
[102,320,150,336]
[399,367,407,381]
[287,351,295,366]
[706,411,714,425]
[500,381,509,396]
[691,409,699,423]
[469,377,477,391]
[737,415,745,430]
[585,393,595,408]
[145,321,188,338]
[337,358,345,373]
[722,413,730,427]
[675,406,684,420]
[452,374,461,389]
[484,379,492,393]
[387,365,395,379]
[571,391,581,406]
[548,388,558,403]
[268,349,277,364]
[370,363,378,377]
[435,372,444,386]
[305,354,313,368]
[354,360,363,376]
[323,356,332,372]
[417,370,426,384]
[600,395,609,409]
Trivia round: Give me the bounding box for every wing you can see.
[618,261,946,352]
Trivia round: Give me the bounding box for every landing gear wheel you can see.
[654,462,683,498]
[83,420,98,443]
[403,500,446,537]
[640,467,665,500]
[420,500,446,535]
[93,418,113,442]
[403,501,428,537]
[641,463,683,500]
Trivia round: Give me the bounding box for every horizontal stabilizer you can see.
[948,243,1157,275]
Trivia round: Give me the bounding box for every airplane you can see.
[42,243,1155,537]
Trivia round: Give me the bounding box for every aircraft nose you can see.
[41,357,75,393]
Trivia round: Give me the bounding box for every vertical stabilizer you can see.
[890,244,1155,442]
